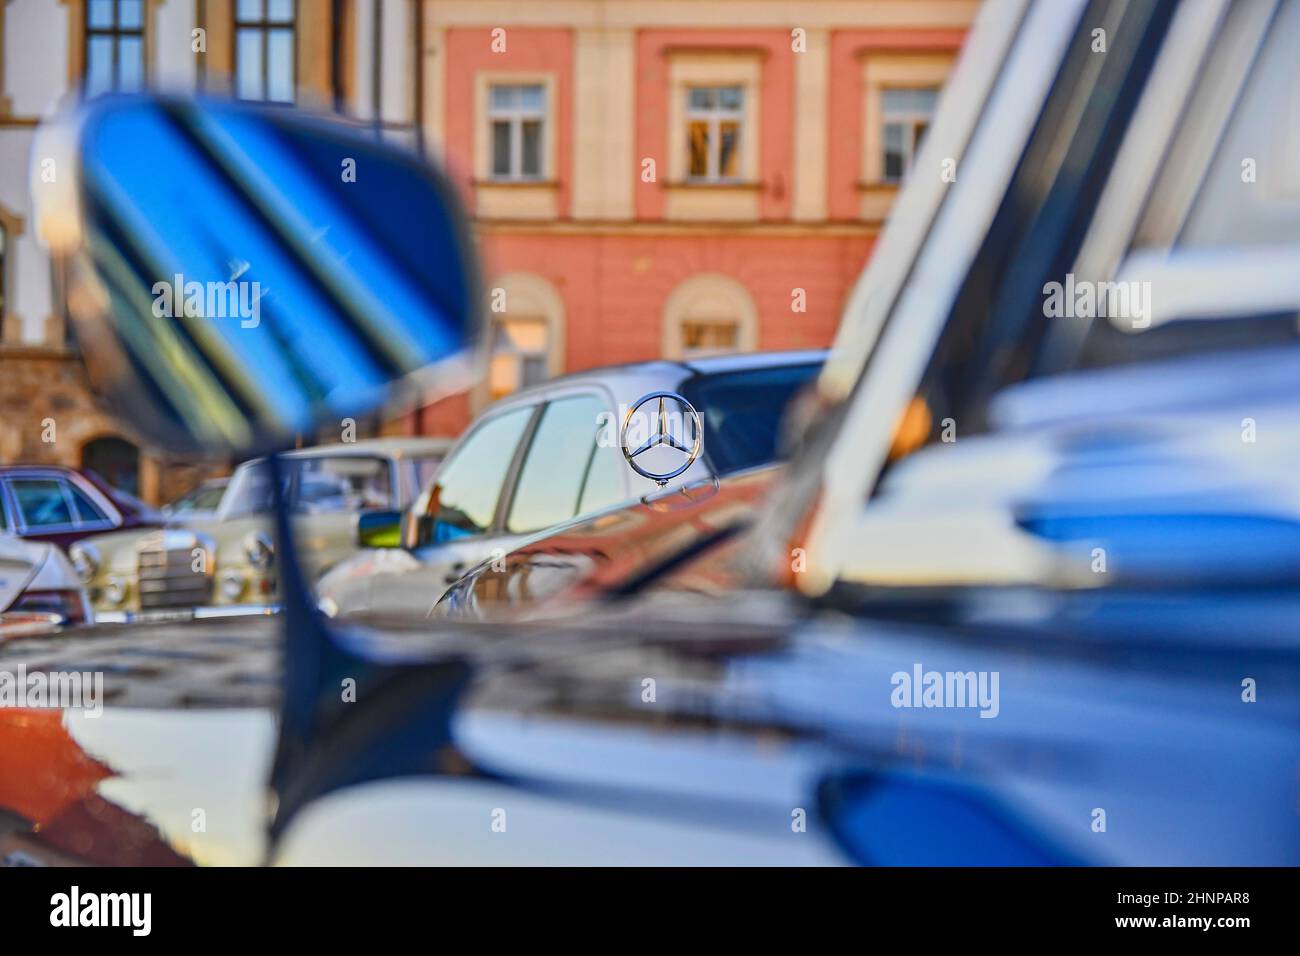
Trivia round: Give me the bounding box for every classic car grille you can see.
[137,532,215,609]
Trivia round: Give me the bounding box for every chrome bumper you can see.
[93,603,281,625]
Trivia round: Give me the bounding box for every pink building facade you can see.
[412,1,975,434]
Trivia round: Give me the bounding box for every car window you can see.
[172,483,226,513]
[295,457,394,512]
[11,478,75,528]
[578,432,624,516]
[507,395,620,535]
[68,483,110,524]
[224,457,394,515]
[679,363,821,474]
[402,456,444,507]
[433,406,534,542]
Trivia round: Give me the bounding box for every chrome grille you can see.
[137,531,214,609]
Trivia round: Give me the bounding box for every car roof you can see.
[0,463,83,475]
[482,349,829,411]
[277,436,454,460]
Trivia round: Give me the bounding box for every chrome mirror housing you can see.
[31,93,482,457]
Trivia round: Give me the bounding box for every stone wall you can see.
[0,346,228,505]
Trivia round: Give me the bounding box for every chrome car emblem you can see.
[620,391,704,486]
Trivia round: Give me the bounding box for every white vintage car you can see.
[73,437,450,623]
[0,530,90,637]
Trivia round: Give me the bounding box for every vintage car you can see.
[4,0,1299,871]
[0,463,158,551]
[72,437,449,623]
[0,530,90,634]
[315,351,824,620]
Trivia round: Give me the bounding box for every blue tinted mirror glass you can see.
[37,95,480,455]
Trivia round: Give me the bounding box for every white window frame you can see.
[685,85,745,183]
[487,83,547,182]
[881,87,938,184]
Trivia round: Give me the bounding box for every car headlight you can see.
[242,531,274,571]
[103,575,127,605]
[219,569,246,600]
[69,542,99,582]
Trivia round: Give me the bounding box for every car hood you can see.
[2,593,1296,866]
[439,466,782,621]
[0,618,279,865]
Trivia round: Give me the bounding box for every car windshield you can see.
[679,363,821,475]
[170,483,227,513]
[221,456,394,517]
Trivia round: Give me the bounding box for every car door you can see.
[439,391,631,590]
[365,404,538,616]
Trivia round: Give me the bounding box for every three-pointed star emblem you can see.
[619,391,704,485]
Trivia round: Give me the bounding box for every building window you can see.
[235,0,296,103]
[663,274,758,360]
[881,87,937,183]
[488,84,546,180]
[680,321,739,358]
[488,316,550,400]
[686,85,743,182]
[85,0,145,97]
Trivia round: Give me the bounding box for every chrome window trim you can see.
[820,0,1033,400]
[1039,0,1274,360]
[1132,0,1280,249]
[64,472,123,531]
[802,0,1086,594]
[486,402,546,536]
[0,480,15,533]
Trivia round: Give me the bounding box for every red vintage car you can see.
[0,464,159,551]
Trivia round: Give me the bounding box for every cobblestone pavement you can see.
[0,618,280,709]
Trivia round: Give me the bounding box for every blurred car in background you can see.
[74,437,449,623]
[0,529,89,633]
[315,351,824,620]
[160,477,230,524]
[0,463,159,551]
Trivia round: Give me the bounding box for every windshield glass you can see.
[679,363,821,475]
[222,456,395,517]
[170,482,228,513]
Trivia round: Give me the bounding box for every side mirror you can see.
[31,94,481,457]
[357,510,403,549]
[31,94,485,846]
